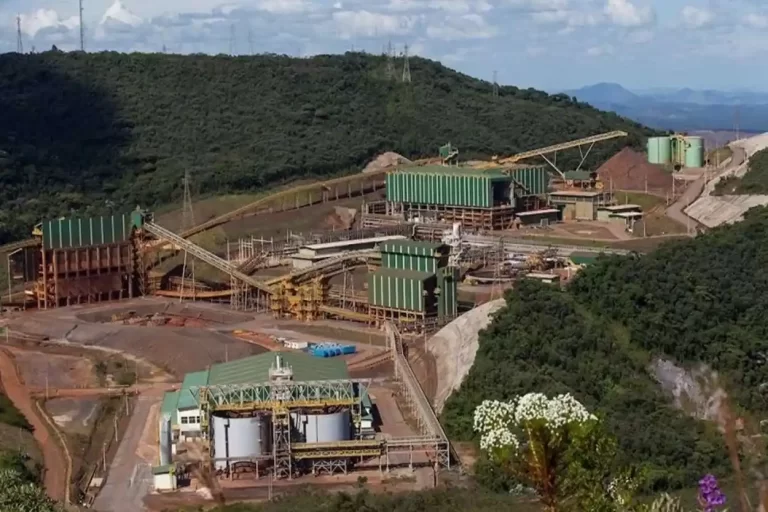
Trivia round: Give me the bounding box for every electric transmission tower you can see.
[385,40,395,80]
[179,170,196,302]
[229,24,236,55]
[16,15,23,53]
[402,44,411,83]
[492,70,499,99]
[247,28,254,55]
[78,0,85,51]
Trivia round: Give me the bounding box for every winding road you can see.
[665,145,747,231]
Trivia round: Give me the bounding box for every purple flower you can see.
[698,474,727,511]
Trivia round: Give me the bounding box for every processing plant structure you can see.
[647,134,705,168]
[0,129,631,329]
[157,349,450,482]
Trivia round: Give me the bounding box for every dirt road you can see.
[666,147,746,231]
[0,348,67,501]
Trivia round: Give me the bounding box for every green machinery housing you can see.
[368,240,458,325]
[385,165,551,230]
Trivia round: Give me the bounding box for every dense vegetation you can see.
[444,207,768,492]
[0,51,655,244]
[0,394,32,431]
[713,147,768,195]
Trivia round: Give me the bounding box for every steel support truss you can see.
[190,379,369,411]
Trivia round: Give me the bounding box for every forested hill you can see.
[0,51,654,243]
[443,206,768,492]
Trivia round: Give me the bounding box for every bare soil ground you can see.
[552,222,621,240]
[7,300,268,378]
[45,398,101,435]
[0,348,67,501]
[11,349,97,389]
[598,147,679,196]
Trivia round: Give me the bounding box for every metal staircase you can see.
[143,222,273,295]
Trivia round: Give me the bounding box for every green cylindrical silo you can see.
[684,136,704,168]
[647,137,671,164]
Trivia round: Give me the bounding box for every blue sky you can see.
[2,0,768,91]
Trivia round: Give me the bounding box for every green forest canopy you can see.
[443,206,768,492]
[714,147,768,195]
[0,51,655,244]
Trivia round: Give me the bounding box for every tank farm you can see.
[0,130,691,500]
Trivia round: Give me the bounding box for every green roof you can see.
[569,251,601,265]
[563,170,593,181]
[374,268,434,281]
[174,352,351,411]
[397,165,510,180]
[177,370,209,410]
[207,351,349,385]
[380,240,447,256]
[161,391,179,419]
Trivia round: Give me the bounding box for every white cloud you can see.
[256,0,311,14]
[586,43,614,56]
[387,0,493,12]
[627,29,653,43]
[505,0,569,10]
[19,9,79,37]
[744,13,768,29]
[604,0,654,27]
[532,10,600,26]
[426,12,497,39]
[681,6,713,29]
[330,10,418,38]
[101,1,143,27]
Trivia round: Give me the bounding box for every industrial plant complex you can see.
[0,129,716,506]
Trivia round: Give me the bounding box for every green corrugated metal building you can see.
[39,212,144,250]
[507,166,550,197]
[386,167,513,208]
[368,268,436,312]
[380,240,449,272]
[161,390,180,427]
[437,267,459,319]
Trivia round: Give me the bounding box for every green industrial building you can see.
[368,240,457,325]
[384,165,551,230]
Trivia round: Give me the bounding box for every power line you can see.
[247,28,253,55]
[229,24,235,55]
[402,43,411,83]
[16,15,23,54]
[78,0,85,51]
[179,170,196,302]
[385,40,395,80]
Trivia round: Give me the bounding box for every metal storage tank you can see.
[684,136,704,168]
[647,137,671,164]
[158,414,172,466]
[211,414,270,470]
[292,411,350,443]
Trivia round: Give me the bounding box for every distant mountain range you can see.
[561,82,768,132]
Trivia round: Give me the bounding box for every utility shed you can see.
[548,190,610,221]
[516,208,560,226]
[386,167,514,208]
[152,465,177,491]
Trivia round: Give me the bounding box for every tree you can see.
[473,392,641,512]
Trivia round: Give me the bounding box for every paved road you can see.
[666,146,747,231]
[0,348,68,501]
[93,395,157,512]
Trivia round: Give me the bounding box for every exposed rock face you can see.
[650,358,728,426]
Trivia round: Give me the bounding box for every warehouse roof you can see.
[381,240,448,256]
[396,165,511,180]
[374,268,435,281]
[208,351,349,384]
[161,391,179,419]
[175,352,351,410]
[563,170,593,181]
[177,371,209,410]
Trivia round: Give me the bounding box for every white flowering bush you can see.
[472,393,640,512]
[473,392,596,457]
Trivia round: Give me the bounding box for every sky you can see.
[2,0,768,91]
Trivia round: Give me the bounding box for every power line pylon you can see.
[229,24,236,55]
[16,15,23,54]
[179,171,196,302]
[489,237,505,301]
[492,70,499,99]
[78,0,85,51]
[385,40,395,80]
[402,44,411,83]
[247,28,254,55]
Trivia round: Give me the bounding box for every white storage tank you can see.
[292,411,350,443]
[158,414,172,466]
[211,414,271,470]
